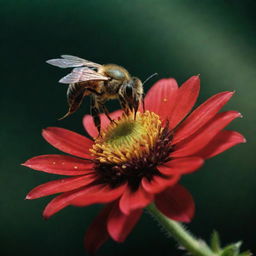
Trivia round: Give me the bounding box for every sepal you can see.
[209,231,252,256]
[210,230,221,253]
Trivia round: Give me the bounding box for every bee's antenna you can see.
[142,73,158,86]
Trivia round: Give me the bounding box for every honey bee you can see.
[46,55,145,133]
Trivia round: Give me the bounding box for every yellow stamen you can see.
[90,111,162,165]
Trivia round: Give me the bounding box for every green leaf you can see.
[221,242,242,256]
[239,251,252,256]
[210,230,221,253]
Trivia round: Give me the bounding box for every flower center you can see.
[91,111,162,164]
[90,111,173,189]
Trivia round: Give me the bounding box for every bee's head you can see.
[120,77,143,113]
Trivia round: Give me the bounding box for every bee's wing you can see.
[60,55,86,61]
[61,55,101,68]
[59,67,109,84]
[46,58,85,69]
[46,55,101,69]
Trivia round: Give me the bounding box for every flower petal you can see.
[26,174,96,200]
[119,186,153,215]
[169,76,200,129]
[173,91,234,144]
[171,111,242,158]
[42,127,93,159]
[155,184,195,223]
[144,78,178,121]
[158,157,204,175]
[142,175,180,194]
[84,203,113,255]
[194,130,246,159]
[83,110,123,138]
[71,184,126,206]
[43,184,126,219]
[22,155,94,175]
[107,202,143,242]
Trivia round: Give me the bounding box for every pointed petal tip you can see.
[25,194,32,200]
[191,74,200,80]
[42,126,51,132]
[42,127,49,136]
[222,91,235,96]
[233,111,243,118]
[230,91,235,96]
[21,161,31,168]
[42,212,50,220]
[237,112,243,118]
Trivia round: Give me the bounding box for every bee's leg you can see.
[133,99,139,120]
[125,86,140,119]
[118,93,129,114]
[99,102,111,121]
[133,92,141,120]
[90,96,101,135]
[142,94,145,112]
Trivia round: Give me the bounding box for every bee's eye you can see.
[106,69,126,80]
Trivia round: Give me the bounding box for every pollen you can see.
[90,110,173,189]
[163,98,167,102]
[90,111,162,164]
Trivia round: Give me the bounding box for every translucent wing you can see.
[61,55,101,68]
[46,55,101,68]
[46,58,85,68]
[60,55,86,61]
[59,67,109,84]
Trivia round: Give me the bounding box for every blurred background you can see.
[1,0,255,255]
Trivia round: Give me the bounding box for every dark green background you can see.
[1,0,255,255]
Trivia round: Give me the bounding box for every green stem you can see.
[147,204,217,256]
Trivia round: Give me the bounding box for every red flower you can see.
[23,76,245,254]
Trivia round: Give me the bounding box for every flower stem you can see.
[147,204,217,256]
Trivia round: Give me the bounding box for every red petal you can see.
[169,76,200,129]
[195,130,246,159]
[83,110,123,138]
[158,157,204,175]
[155,184,195,223]
[142,175,180,194]
[171,111,242,158]
[26,174,96,200]
[84,203,113,254]
[173,91,234,144]
[42,184,125,219]
[22,155,94,175]
[107,202,142,242]
[119,186,153,215]
[144,78,178,121]
[42,127,93,159]
[71,183,126,207]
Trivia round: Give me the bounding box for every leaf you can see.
[221,242,242,256]
[210,230,221,253]
[239,251,252,256]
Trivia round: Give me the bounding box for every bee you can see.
[46,55,145,133]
